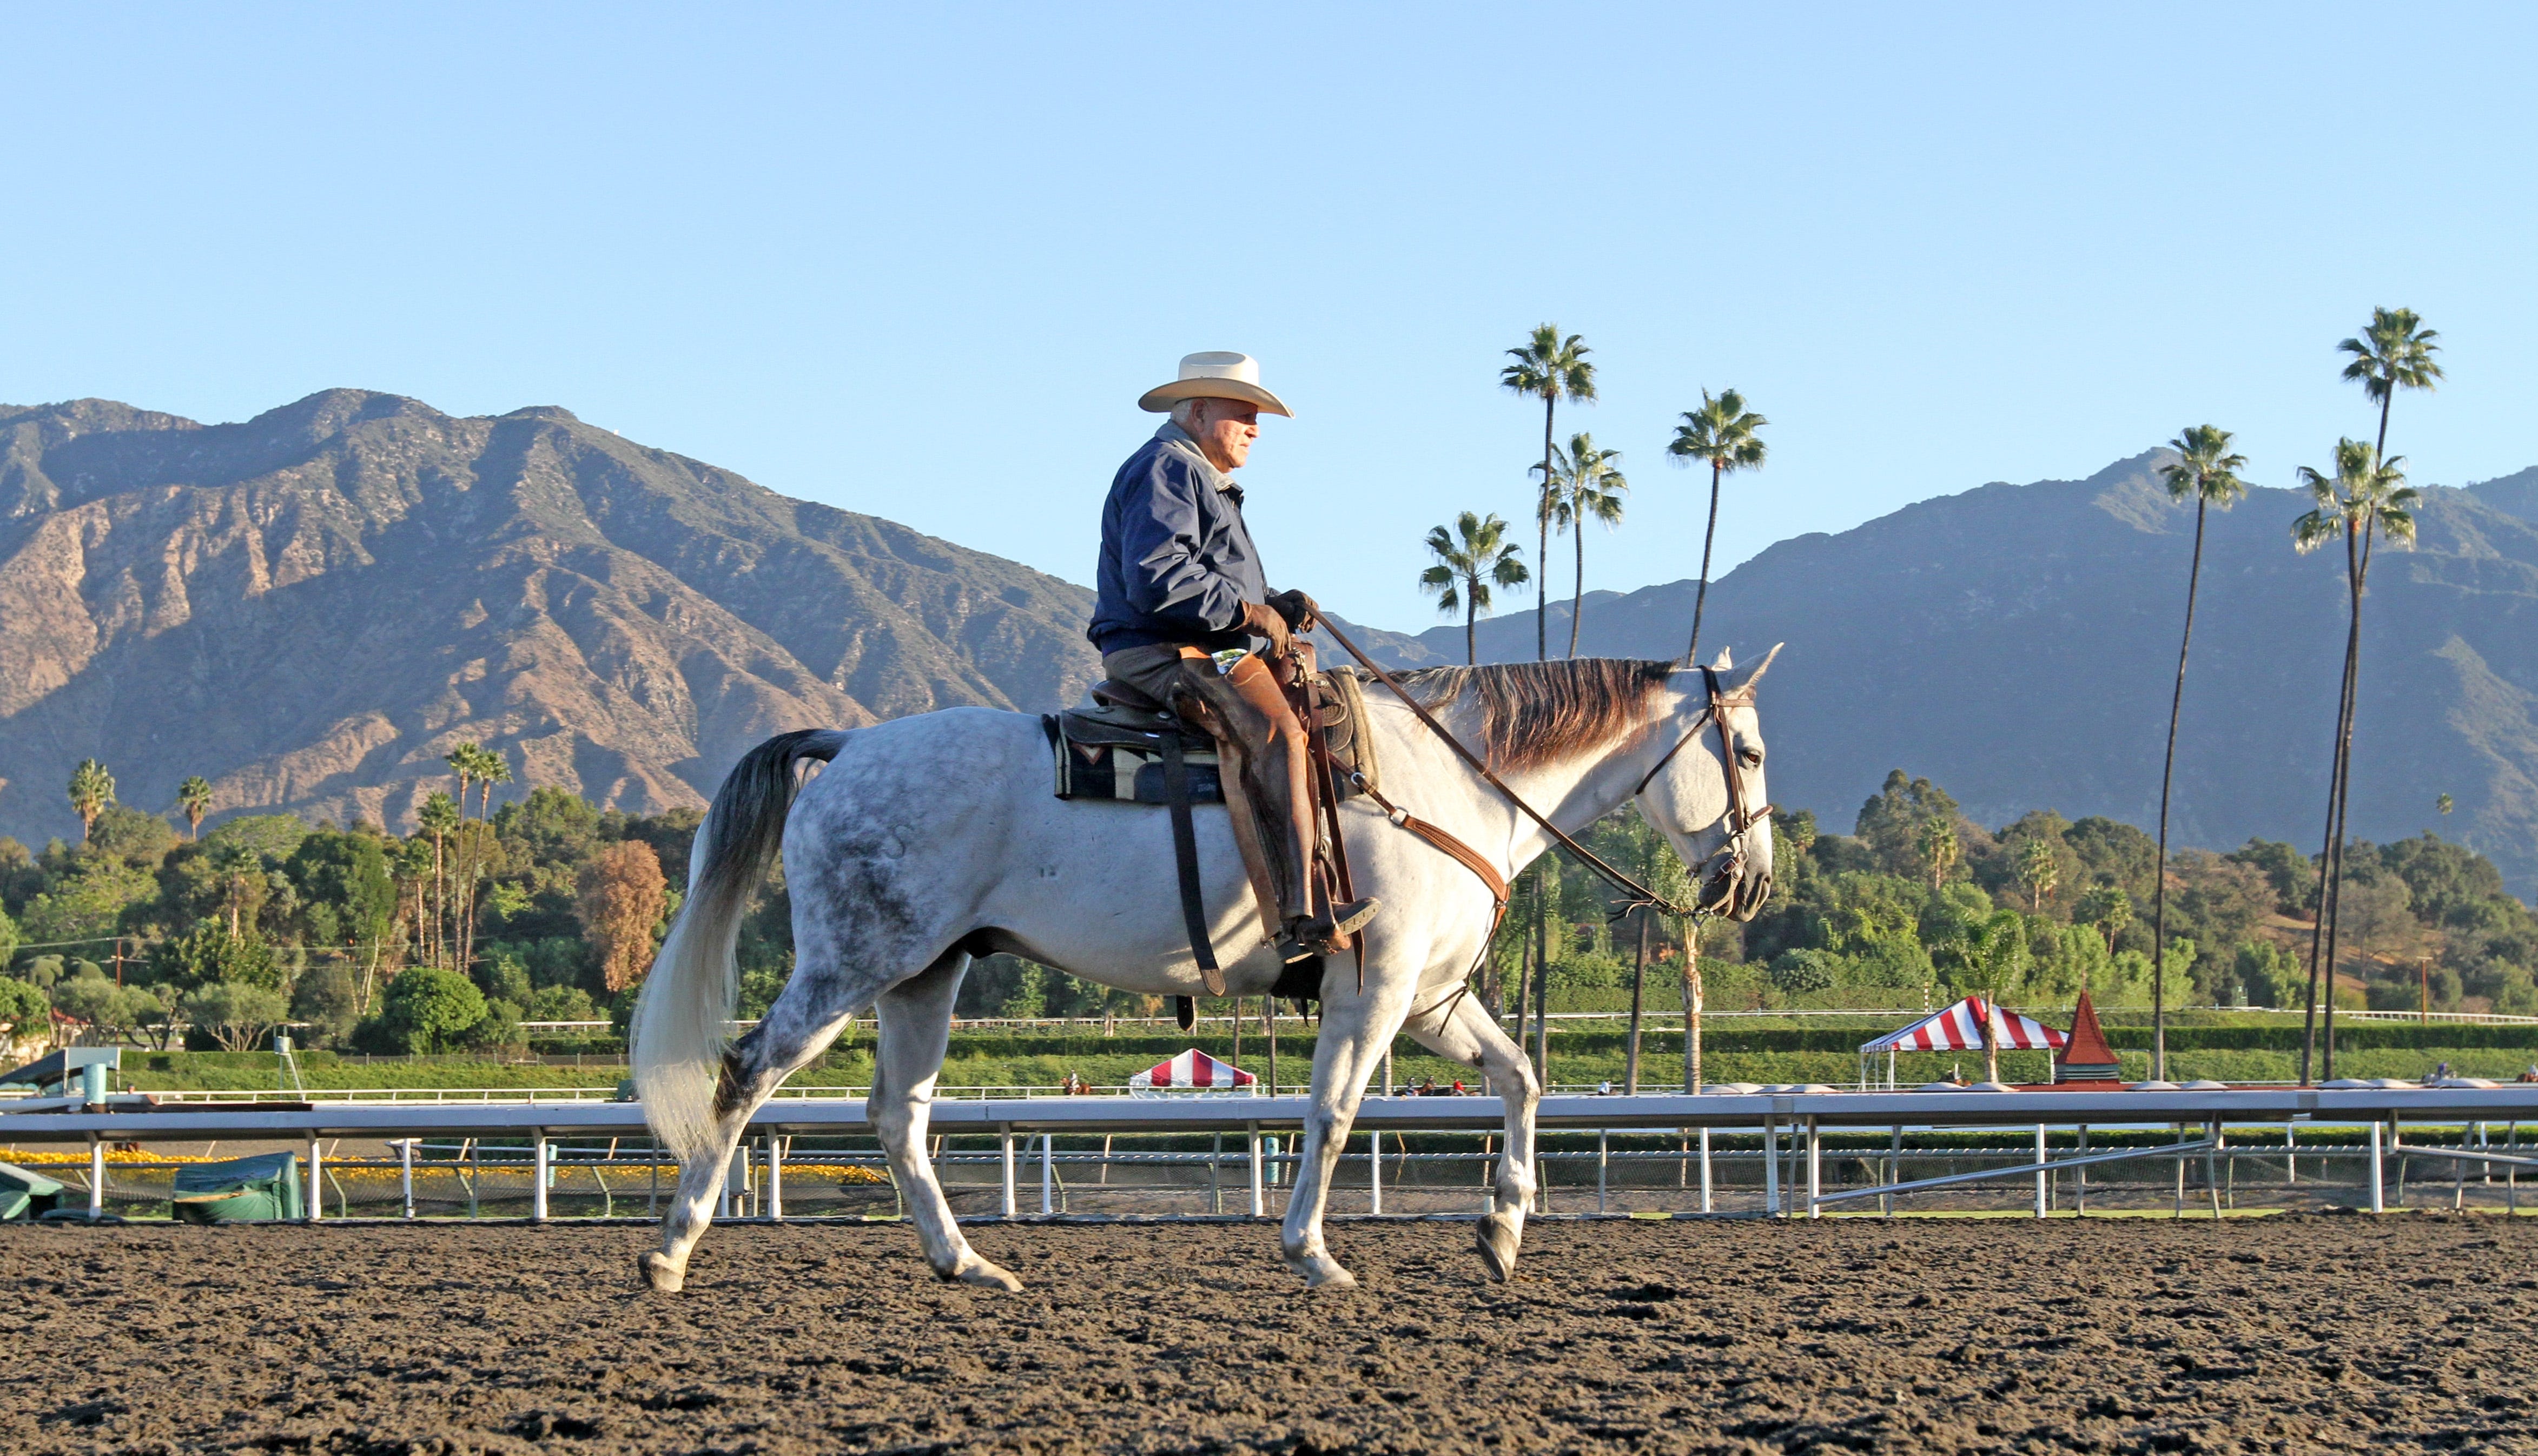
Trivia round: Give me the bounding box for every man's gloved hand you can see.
[1265,588,1321,633]
[1239,600,1295,655]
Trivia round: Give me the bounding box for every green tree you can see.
[371,965,490,1054]
[148,920,282,992]
[2292,437,2418,1082]
[19,861,157,949]
[2145,422,2248,1077]
[180,981,290,1053]
[287,830,398,1014]
[1937,908,2029,1083]
[0,977,49,1043]
[176,776,213,840]
[67,758,115,841]
[1499,325,1596,662]
[1418,512,1530,664]
[1540,432,1628,657]
[1667,388,1768,665]
[445,744,480,822]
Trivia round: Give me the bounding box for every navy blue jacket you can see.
[1087,422,1269,654]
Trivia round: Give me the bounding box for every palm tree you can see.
[418,792,462,968]
[2145,424,2249,1080]
[1667,388,1768,664]
[474,746,512,818]
[1917,816,1959,892]
[1419,513,1530,664]
[445,745,478,820]
[2338,307,2443,463]
[1541,433,1628,657]
[67,759,115,842]
[176,776,214,840]
[2292,438,2417,1082]
[1500,326,1596,662]
[2018,838,2060,913]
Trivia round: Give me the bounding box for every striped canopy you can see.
[1126,1048,1257,1090]
[1861,997,2068,1054]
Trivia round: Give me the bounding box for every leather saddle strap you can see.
[1314,618,1688,916]
[1158,729,1226,994]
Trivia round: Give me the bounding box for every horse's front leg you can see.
[1278,962,1415,1289]
[1401,989,1539,1281]
[868,951,1023,1290]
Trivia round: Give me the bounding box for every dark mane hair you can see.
[1390,658,1678,771]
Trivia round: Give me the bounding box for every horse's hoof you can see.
[1476,1219,1520,1282]
[940,1257,1024,1292]
[1287,1251,1357,1289]
[638,1251,686,1293]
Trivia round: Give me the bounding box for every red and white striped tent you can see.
[1859,997,2068,1087]
[1126,1048,1258,1094]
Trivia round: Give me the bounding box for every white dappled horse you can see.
[632,648,1779,1292]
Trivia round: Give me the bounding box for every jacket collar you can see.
[1155,421,1238,495]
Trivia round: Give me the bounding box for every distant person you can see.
[1088,352,1377,961]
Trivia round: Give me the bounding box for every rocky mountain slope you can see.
[0,390,1101,842]
[1351,453,2538,896]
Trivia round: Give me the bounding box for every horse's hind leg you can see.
[644,954,881,1292]
[1401,991,1540,1281]
[869,950,1022,1291]
[1277,965,1418,1289]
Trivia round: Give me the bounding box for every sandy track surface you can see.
[4,1215,2534,1454]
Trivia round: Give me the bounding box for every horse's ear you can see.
[1722,642,1784,696]
[1709,645,1733,670]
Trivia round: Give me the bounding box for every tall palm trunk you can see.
[1625,909,1648,1095]
[2149,495,2213,1081]
[1537,397,1555,662]
[1567,520,1585,658]
[1979,998,2001,1085]
[2301,525,2372,1082]
[1683,928,1704,1093]
[1686,461,1724,664]
[1464,592,1478,665]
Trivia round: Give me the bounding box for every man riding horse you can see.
[1087,351,1378,962]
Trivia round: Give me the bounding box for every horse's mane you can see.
[1387,658,1678,771]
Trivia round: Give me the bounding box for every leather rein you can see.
[1313,619,1766,925]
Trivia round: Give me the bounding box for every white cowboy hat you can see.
[1136,351,1294,418]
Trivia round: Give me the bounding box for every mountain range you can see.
[0,390,1102,840]
[1338,454,2538,896]
[4,391,2533,896]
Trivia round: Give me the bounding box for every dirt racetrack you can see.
[5,1214,2534,1455]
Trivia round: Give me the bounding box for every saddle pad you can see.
[1045,713,1224,805]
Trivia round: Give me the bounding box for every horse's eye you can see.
[1740,749,1763,767]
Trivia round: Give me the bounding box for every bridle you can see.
[1632,666,1773,917]
[1315,620,1767,924]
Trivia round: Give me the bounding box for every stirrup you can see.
[1276,898,1381,961]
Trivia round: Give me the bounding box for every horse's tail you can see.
[632,727,848,1164]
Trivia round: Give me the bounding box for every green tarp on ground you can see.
[172,1152,303,1223]
[0,1161,66,1221]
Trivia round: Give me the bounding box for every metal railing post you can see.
[1698,1127,1713,1214]
[1806,1117,1821,1219]
[88,1139,105,1220]
[397,1139,416,1219]
[1000,1128,1017,1217]
[2034,1124,2048,1218]
[1597,1129,1609,1214]
[1248,1124,1264,1217]
[1763,1118,1780,1217]
[1367,1129,1382,1216]
[769,1134,785,1222]
[2369,1119,2385,1214]
[532,1130,550,1222]
[308,1136,323,1223]
[1040,1134,1054,1215]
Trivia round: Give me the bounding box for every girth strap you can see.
[1158,729,1227,995]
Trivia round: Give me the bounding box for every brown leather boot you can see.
[1277,897,1382,962]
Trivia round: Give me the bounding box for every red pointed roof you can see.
[2058,991,2120,1070]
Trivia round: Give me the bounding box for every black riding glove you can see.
[1265,588,1320,633]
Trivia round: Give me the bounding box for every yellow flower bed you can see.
[2,1146,890,1186]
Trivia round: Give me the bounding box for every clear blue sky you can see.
[7,5,2532,634]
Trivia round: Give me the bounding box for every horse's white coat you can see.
[633,656,1776,1292]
